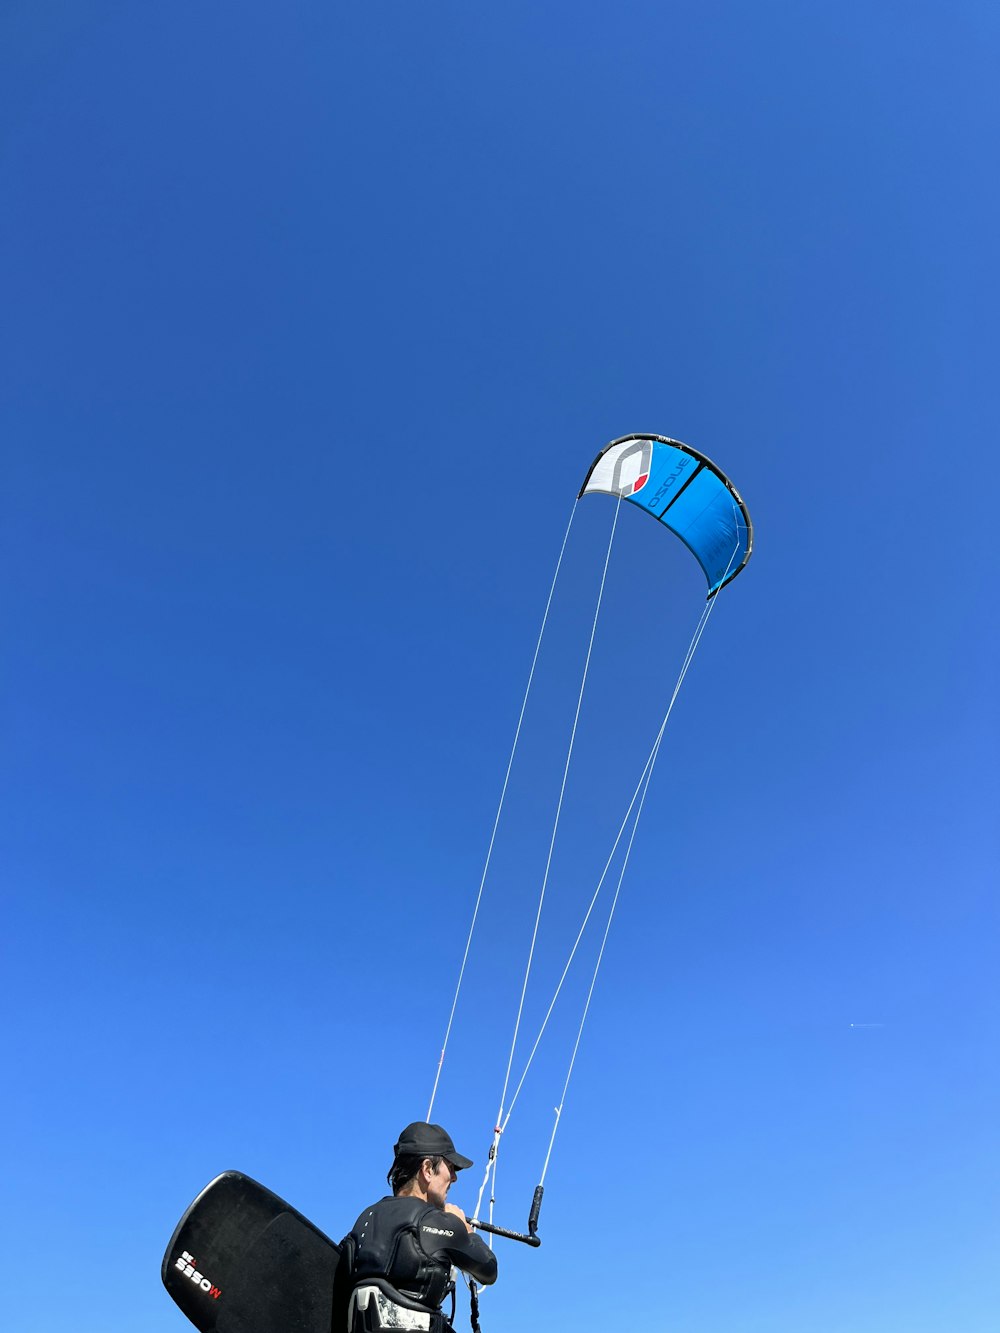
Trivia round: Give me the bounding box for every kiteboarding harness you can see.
[334,1196,497,1332]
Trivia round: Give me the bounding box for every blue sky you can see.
[2,3,997,1331]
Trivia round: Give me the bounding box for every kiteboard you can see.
[161,1171,340,1333]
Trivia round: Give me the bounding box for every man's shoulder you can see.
[349,1195,433,1230]
[352,1198,463,1240]
[415,1207,464,1240]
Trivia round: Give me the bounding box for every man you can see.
[332,1121,498,1333]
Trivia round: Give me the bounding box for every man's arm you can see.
[329,1234,355,1332]
[421,1206,498,1286]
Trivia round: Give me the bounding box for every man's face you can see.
[426,1157,457,1209]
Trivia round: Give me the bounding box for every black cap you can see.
[393,1121,474,1171]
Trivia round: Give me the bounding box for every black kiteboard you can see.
[161,1171,341,1333]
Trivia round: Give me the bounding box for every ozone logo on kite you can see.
[609,439,652,496]
[578,436,752,596]
[173,1250,222,1301]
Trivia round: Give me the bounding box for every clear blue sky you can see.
[2,3,997,1331]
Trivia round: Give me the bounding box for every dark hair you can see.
[387,1153,443,1194]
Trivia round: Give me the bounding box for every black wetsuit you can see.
[333,1196,497,1332]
